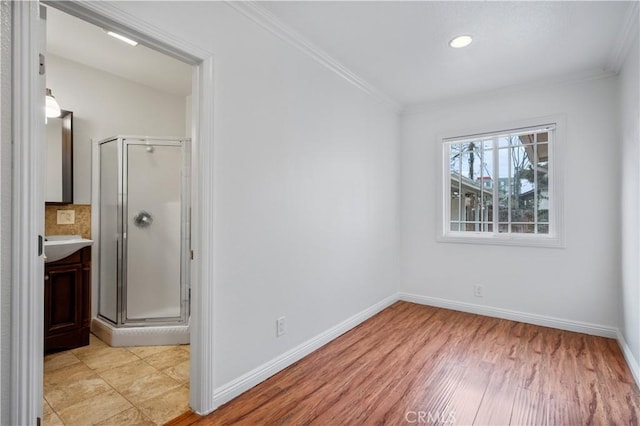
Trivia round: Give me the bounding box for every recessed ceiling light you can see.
[449,35,473,49]
[106,31,138,47]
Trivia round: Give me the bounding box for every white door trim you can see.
[188,55,216,414]
[12,1,217,420]
[11,2,45,424]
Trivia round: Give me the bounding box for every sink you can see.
[44,235,93,263]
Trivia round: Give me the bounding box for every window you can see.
[440,120,563,247]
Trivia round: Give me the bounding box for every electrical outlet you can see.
[276,317,286,337]
[474,285,484,297]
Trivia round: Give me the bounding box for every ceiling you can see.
[260,1,634,106]
[46,6,192,97]
[46,2,634,107]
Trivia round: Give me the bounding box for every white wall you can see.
[114,2,399,388]
[400,76,620,329]
[620,28,640,372]
[46,53,187,204]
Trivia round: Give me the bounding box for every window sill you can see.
[438,232,564,248]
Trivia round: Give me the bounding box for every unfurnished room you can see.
[1,1,639,425]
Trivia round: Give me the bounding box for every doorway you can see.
[43,4,192,424]
[9,2,216,424]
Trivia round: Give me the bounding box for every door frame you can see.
[10,3,46,424]
[11,2,216,423]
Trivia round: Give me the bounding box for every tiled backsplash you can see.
[45,204,91,239]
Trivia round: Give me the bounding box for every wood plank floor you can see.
[168,302,640,425]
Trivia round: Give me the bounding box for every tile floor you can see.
[43,334,190,425]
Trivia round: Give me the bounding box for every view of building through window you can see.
[446,125,553,235]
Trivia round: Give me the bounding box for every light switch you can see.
[57,210,75,225]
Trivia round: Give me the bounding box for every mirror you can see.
[45,110,73,204]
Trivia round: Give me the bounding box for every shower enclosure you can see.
[94,136,190,345]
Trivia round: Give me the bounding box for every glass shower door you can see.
[124,139,185,323]
[98,139,119,323]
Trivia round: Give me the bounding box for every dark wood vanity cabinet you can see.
[44,247,91,353]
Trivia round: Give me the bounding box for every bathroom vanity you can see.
[44,246,91,353]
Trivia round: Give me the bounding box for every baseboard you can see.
[399,292,618,338]
[211,294,398,410]
[616,330,640,389]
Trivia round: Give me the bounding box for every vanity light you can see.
[106,31,139,47]
[45,88,61,118]
[449,35,473,49]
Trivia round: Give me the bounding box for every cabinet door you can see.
[44,263,83,337]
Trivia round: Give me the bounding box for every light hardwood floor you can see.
[43,335,190,425]
[169,301,640,425]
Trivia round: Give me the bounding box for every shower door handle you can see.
[133,211,153,228]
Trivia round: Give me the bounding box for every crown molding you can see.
[225,1,401,112]
[606,1,639,73]
[402,68,618,116]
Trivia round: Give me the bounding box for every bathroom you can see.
[43,6,194,424]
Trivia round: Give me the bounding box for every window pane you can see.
[479,145,494,232]
[518,133,536,146]
[509,142,535,230]
[536,142,549,165]
[497,148,510,223]
[538,224,549,234]
[481,191,493,232]
[449,144,462,223]
[450,192,461,223]
[538,132,549,144]
[498,136,510,148]
[449,143,462,174]
[512,224,535,234]
[482,139,493,149]
[460,142,483,182]
[463,193,479,230]
[536,143,549,222]
[450,141,488,233]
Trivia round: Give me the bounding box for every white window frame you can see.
[437,115,565,248]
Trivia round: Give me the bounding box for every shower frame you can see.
[97,135,191,327]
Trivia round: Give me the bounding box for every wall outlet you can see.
[474,285,484,297]
[276,317,286,337]
[56,210,75,225]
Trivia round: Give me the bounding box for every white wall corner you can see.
[606,1,640,73]
[616,330,640,389]
[224,0,401,113]
[398,292,618,339]
[211,293,399,411]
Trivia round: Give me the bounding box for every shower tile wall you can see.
[45,204,91,238]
